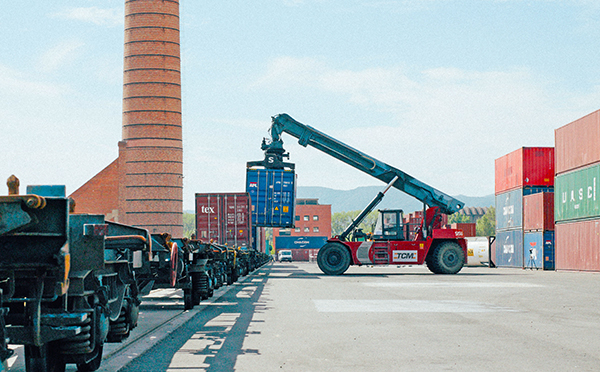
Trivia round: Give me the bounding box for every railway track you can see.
[6,282,245,372]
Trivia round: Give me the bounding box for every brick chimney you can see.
[70,0,183,237]
[120,0,183,236]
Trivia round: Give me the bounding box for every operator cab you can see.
[372,209,405,241]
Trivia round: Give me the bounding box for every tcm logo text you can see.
[392,250,418,262]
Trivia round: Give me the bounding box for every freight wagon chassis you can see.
[176,240,219,310]
[0,195,143,372]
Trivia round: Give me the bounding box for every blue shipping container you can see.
[523,231,555,270]
[495,228,524,268]
[275,236,327,249]
[246,168,296,227]
[496,186,554,230]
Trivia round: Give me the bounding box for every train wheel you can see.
[107,307,129,342]
[169,245,179,287]
[317,243,351,275]
[207,272,214,298]
[25,343,65,372]
[191,273,202,305]
[183,289,194,310]
[76,343,103,372]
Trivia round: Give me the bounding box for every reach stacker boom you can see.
[258,113,468,275]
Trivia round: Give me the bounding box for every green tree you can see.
[476,206,495,236]
[183,212,195,238]
[265,228,274,254]
[447,213,472,224]
[331,210,379,236]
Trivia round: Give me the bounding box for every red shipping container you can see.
[523,192,554,231]
[450,223,476,237]
[555,109,600,175]
[495,147,555,195]
[555,219,600,272]
[195,193,252,248]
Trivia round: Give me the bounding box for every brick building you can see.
[273,199,331,261]
[274,199,331,238]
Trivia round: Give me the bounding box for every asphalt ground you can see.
[7,262,600,371]
[116,263,600,371]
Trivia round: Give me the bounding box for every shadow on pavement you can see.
[118,265,276,372]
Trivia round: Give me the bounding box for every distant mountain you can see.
[297,186,494,213]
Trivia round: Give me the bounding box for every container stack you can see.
[495,147,555,268]
[554,110,600,271]
[449,223,476,237]
[403,210,449,240]
[195,192,252,249]
[523,192,555,269]
[404,211,424,241]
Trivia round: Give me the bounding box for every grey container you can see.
[496,186,553,230]
[495,228,524,268]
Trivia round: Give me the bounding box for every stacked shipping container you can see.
[554,109,600,271]
[195,193,252,249]
[449,223,476,237]
[495,147,555,269]
[523,192,555,270]
[404,210,453,240]
[246,168,296,228]
[275,236,328,262]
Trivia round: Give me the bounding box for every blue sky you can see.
[2,1,600,210]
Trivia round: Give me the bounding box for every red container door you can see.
[195,194,223,242]
[523,192,555,231]
[522,147,554,188]
[223,193,251,249]
[292,249,309,261]
[555,220,600,272]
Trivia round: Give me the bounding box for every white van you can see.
[278,250,293,262]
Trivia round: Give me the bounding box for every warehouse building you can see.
[274,199,331,261]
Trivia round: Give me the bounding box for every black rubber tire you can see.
[317,243,351,275]
[425,241,465,274]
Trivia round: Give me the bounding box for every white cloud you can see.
[249,56,600,196]
[37,40,85,73]
[51,7,123,27]
[0,64,67,97]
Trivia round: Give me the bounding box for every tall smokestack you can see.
[121,0,183,236]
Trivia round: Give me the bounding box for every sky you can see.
[2,0,600,211]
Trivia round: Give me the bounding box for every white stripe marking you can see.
[364,282,542,288]
[313,300,517,313]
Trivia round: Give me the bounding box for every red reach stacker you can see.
[258,114,468,275]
